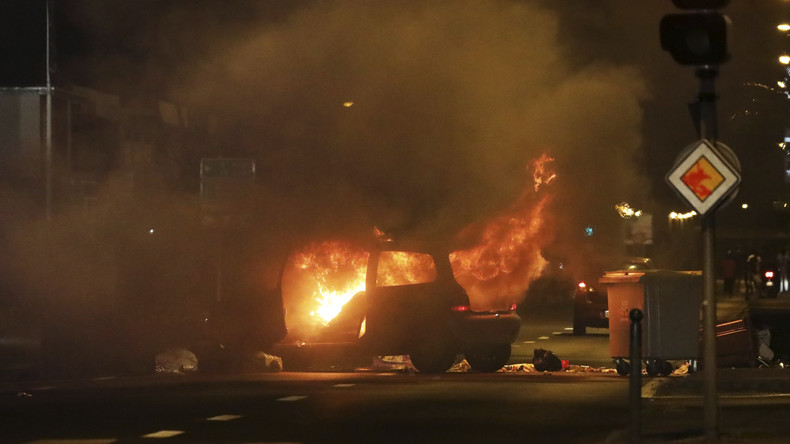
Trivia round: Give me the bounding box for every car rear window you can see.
[376,251,437,287]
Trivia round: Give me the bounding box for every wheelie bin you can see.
[600,269,702,376]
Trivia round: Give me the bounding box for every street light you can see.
[779,23,790,32]
[780,55,790,65]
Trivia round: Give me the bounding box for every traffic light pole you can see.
[696,65,720,442]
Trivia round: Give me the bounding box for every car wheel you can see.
[615,359,630,376]
[465,343,511,373]
[646,360,661,377]
[658,360,674,376]
[409,338,458,373]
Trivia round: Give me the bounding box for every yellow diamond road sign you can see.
[667,140,740,215]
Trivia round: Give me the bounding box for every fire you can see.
[280,240,437,340]
[281,241,368,339]
[532,153,557,191]
[450,154,555,310]
[280,154,556,336]
[377,251,437,286]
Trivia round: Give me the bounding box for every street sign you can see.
[666,139,740,215]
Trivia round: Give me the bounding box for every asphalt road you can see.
[5,298,789,443]
[511,302,613,369]
[1,371,631,444]
[0,302,632,444]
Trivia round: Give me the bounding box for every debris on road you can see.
[155,348,198,374]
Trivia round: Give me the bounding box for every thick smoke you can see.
[179,0,649,269]
[1,0,655,375]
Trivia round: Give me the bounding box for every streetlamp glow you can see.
[780,55,790,65]
[779,23,790,32]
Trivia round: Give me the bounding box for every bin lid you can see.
[599,269,701,285]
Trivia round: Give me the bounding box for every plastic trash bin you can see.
[600,269,702,376]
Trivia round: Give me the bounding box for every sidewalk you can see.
[631,292,790,443]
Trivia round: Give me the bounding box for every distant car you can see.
[273,240,522,373]
[572,257,653,335]
[760,262,780,298]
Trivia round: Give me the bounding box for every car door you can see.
[363,249,441,353]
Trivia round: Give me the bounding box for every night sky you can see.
[3,0,790,291]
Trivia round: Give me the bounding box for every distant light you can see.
[615,202,642,218]
[741,203,749,209]
[779,24,790,32]
[780,81,787,89]
[585,226,594,237]
[148,228,155,234]
[343,101,354,108]
[780,55,790,65]
[669,210,697,220]
[143,430,184,438]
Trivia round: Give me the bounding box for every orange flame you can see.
[281,241,369,339]
[532,153,557,192]
[280,154,556,336]
[450,194,550,310]
[280,241,439,340]
[451,154,555,309]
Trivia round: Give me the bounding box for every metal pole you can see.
[697,66,719,442]
[629,308,643,444]
[44,0,53,221]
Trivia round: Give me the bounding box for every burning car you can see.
[272,239,521,373]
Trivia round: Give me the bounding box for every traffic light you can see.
[660,13,730,65]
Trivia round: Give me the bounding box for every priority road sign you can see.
[666,139,740,215]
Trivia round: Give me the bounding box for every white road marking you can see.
[277,395,308,402]
[23,440,117,444]
[141,430,184,438]
[522,340,535,344]
[206,414,243,421]
[538,336,550,340]
[333,383,355,388]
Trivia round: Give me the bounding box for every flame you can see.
[281,240,438,340]
[451,154,555,310]
[377,251,437,287]
[281,241,368,339]
[280,154,556,337]
[532,153,557,191]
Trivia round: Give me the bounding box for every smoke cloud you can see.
[179,0,649,266]
[1,0,657,375]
